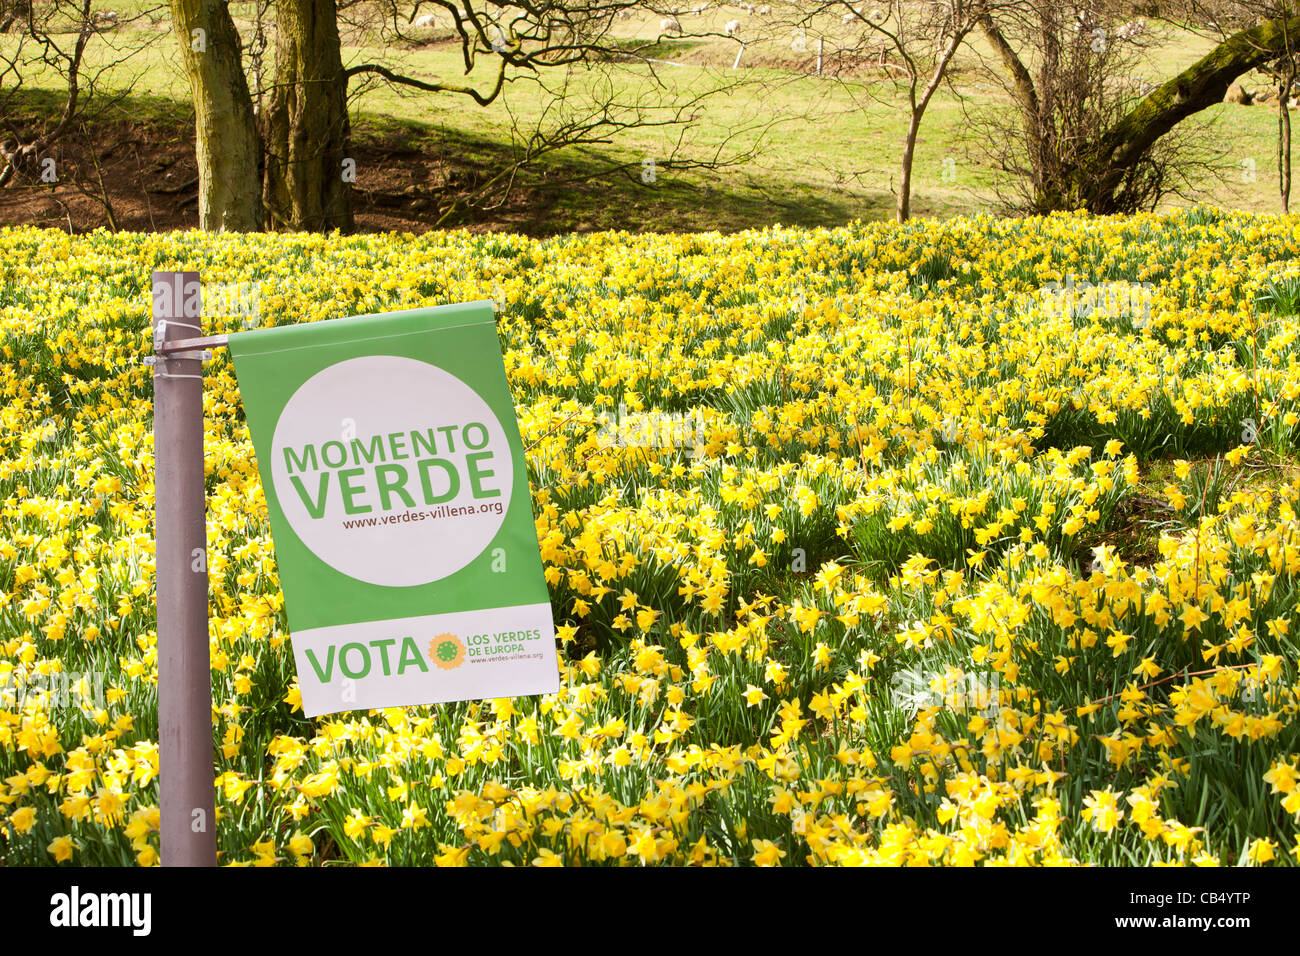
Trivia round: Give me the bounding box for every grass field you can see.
[2,209,1299,865]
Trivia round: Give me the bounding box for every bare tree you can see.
[973,1,1300,213]
[0,1,165,193]
[766,1,990,222]
[972,1,1181,213]
[437,57,777,225]
[258,0,770,231]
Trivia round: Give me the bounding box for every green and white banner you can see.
[229,300,558,717]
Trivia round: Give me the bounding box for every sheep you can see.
[756,4,769,13]
[841,11,856,24]
[411,13,436,27]
[1115,18,1147,40]
[724,18,740,35]
[660,16,683,34]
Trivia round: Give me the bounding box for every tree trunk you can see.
[897,28,967,223]
[898,113,919,223]
[168,0,263,231]
[262,0,353,233]
[978,13,1051,208]
[1274,59,1294,214]
[1281,66,1295,214]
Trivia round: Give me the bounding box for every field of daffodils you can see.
[2,207,1299,865]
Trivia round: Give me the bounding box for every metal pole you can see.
[152,271,217,867]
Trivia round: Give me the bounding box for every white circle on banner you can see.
[270,355,512,586]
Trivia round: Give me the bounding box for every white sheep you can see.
[411,13,436,27]
[756,4,769,13]
[724,18,740,35]
[1115,19,1147,40]
[660,16,683,34]
[841,11,856,23]
[737,1,752,12]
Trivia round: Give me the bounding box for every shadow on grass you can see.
[0,87,882,235]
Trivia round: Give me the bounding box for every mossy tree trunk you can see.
[168,0,263,231]
[262,0,353,232]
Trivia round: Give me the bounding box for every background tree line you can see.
[3,0,1300,232]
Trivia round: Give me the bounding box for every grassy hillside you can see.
[0,9,1295,233]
